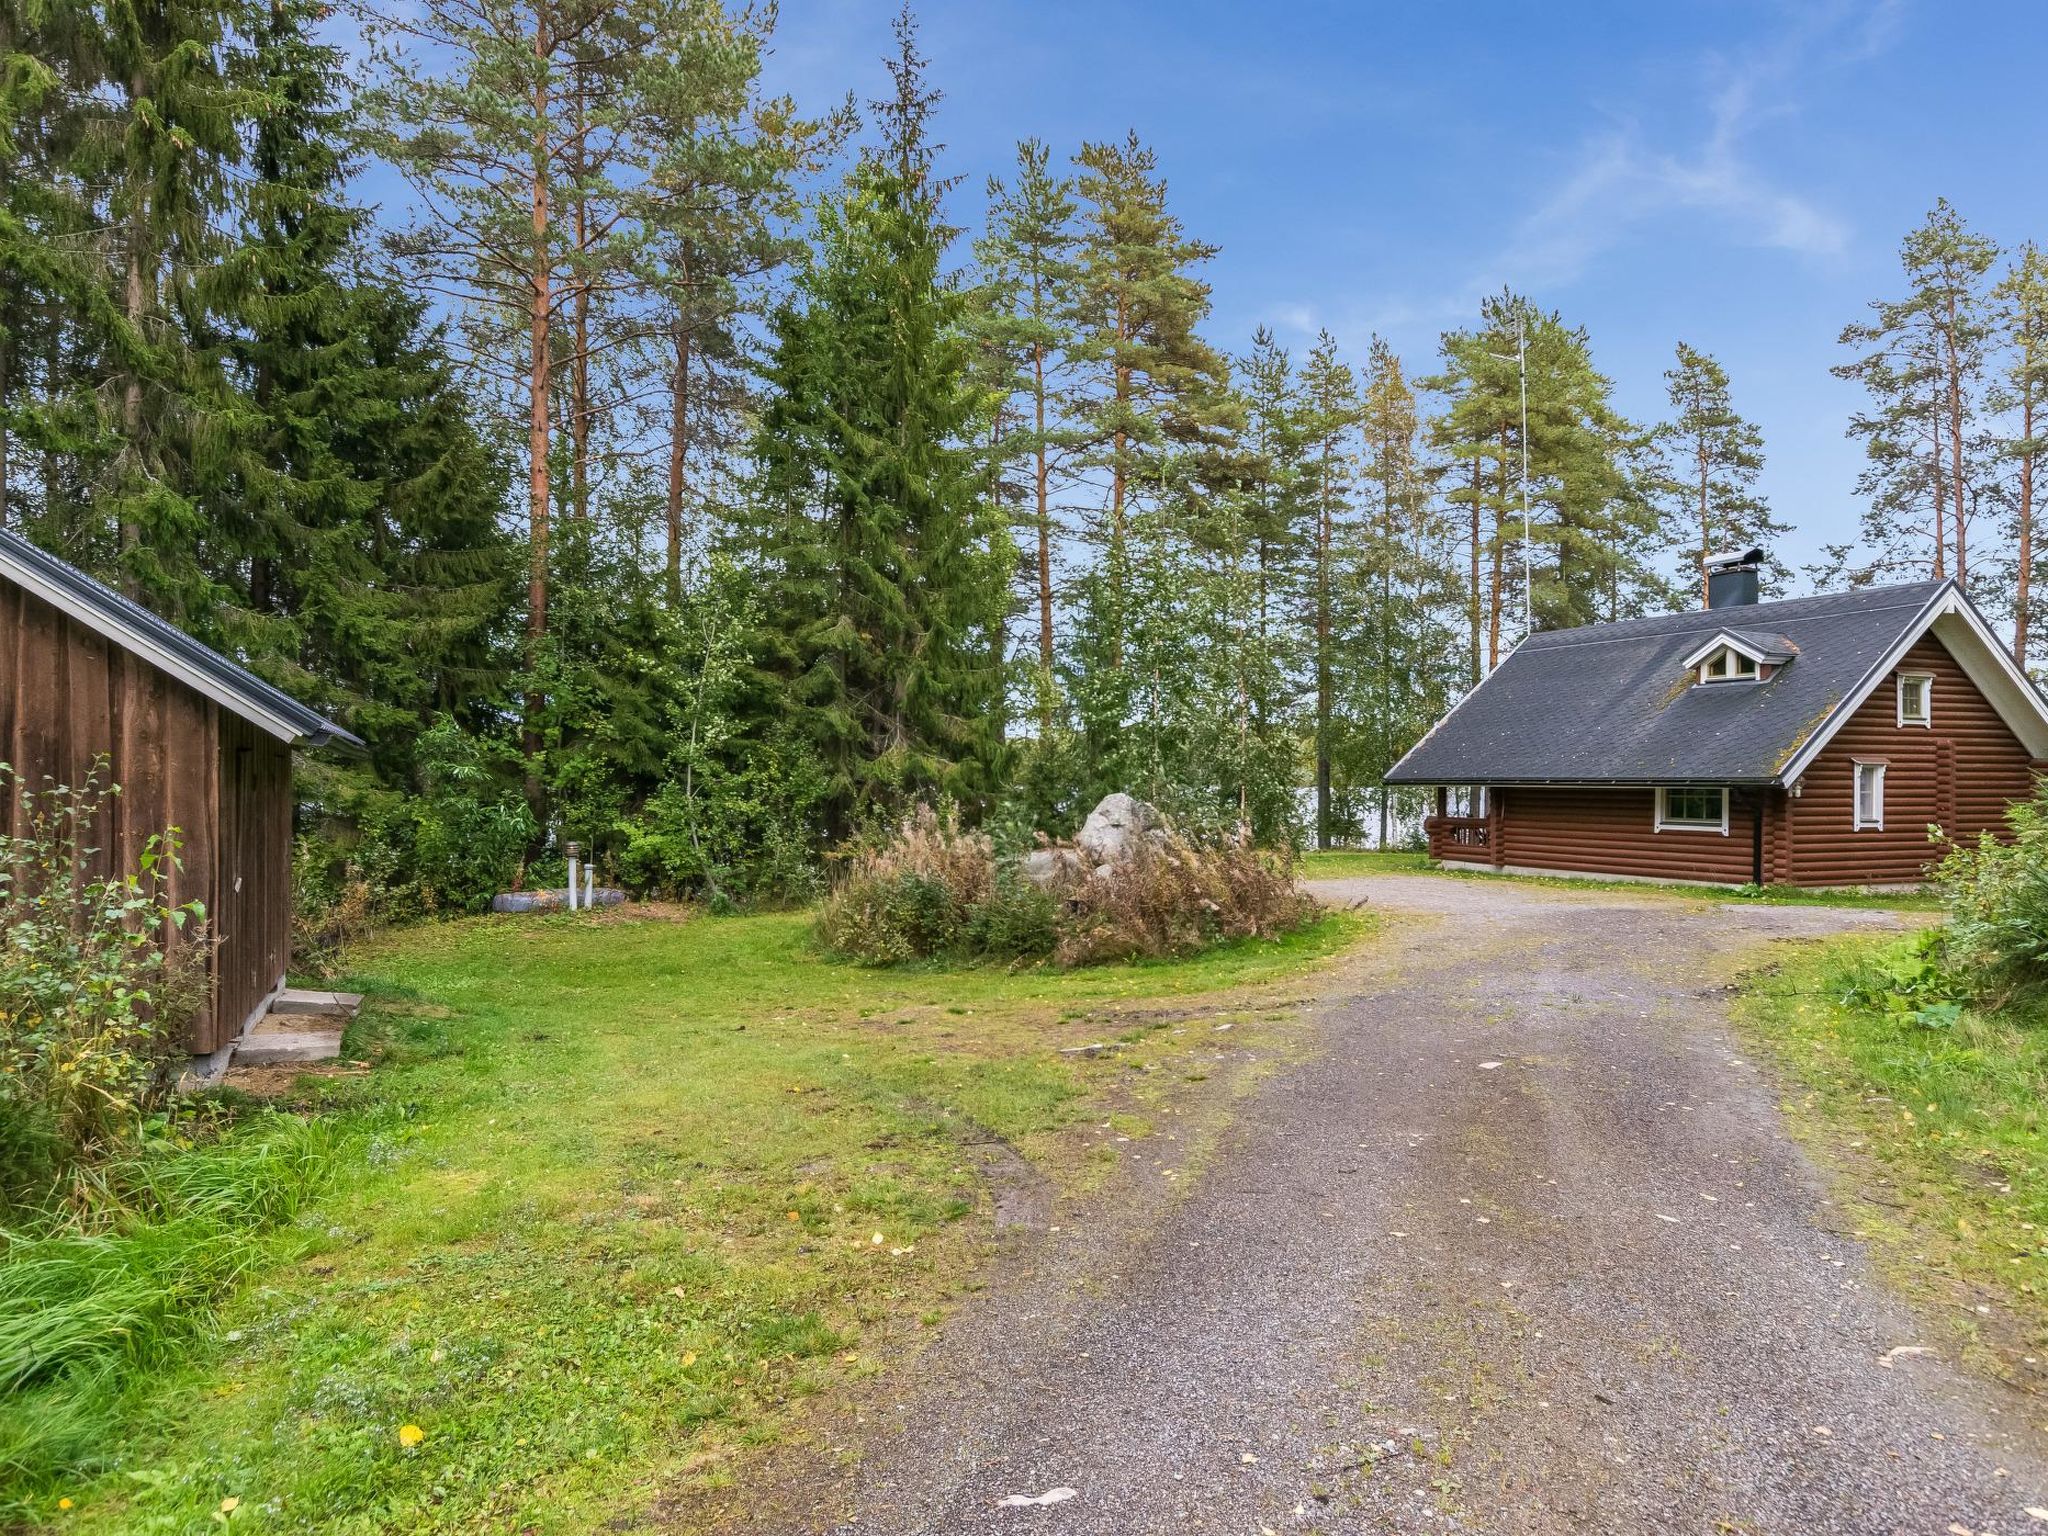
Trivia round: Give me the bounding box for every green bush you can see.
[0,764,207,1210]
[1931,783,2048,1003]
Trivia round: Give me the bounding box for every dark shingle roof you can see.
[1385,581,1949,786]
[0,528,362,749]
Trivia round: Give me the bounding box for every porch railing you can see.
[1424,814,1489,860]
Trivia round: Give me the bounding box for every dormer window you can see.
[1700,647,1759,683]
[1680,630,1793,687]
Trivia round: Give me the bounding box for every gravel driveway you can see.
[710,874,2048,1535]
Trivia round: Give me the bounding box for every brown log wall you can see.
[1487,785,1781,886]
[1787,633,2034,886]
[0,577,293,1051]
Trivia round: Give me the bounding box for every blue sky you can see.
[760,0,2048,581]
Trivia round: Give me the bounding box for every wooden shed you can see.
[0,529,359,1055]
[1387,553,2048,889]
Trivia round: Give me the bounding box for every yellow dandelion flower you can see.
[57,1498,73,1511]
[681,1350,698,1368]
[398,1423,425,1448]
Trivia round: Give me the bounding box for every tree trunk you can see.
[1467,456,1482,685]
[1946,288,1969,587]
[1315,444,1333,850]
[568,71,591,527]
[524,28,554,770]
[2018,379,2037,667]
[1697,426,1711,608]
[120,67,149,575]
[1032,333,1054,691]
[666,320,691,602]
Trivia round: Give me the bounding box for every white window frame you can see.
[1654,785,1730,834]
[1853,759,1887,831]
[1696,647,1760,684]
[1896,672,1933,728]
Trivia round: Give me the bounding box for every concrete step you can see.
[234,1025,344,1067]
[271,988,364,1018]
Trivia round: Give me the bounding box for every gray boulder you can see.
[1074,792,1168,866]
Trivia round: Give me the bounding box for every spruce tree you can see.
[735,12,1006,839]
[1656,343,1784,603]
[222,0,514,783]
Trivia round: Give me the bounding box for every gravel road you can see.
[709,874,2048,1536]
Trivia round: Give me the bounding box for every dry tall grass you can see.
[818,804,1317,966]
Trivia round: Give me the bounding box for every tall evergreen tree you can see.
[734,11,1006,839]
[1295,330,1359,847]
[974,137,1081,715]
[1834,199,2001,586]
[1656,342,1784,604]
[1996,243,2048,665]
[1352,335,1456,846]
[216,0,514,783]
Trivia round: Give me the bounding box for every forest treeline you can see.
[2,2,2044,912]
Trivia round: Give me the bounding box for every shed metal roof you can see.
[1386,581,1968,787]
[0,528,363,749]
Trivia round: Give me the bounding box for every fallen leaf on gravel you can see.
[1810,1426,1831,1437]
[2025,1507,2048,1521]
[997,1488,1077,1508]
[1878,1346,1936,1369]
[1239,1453,1259,1464]
[1949,1524,1974,1535]
[1655,1214,1680,1224]
[1479,1061,1502,1070]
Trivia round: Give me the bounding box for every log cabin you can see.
[1385,551,2048,890]
[0,528,360,1056]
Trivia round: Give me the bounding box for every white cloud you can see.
[1471,1,1899,297]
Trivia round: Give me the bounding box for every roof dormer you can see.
[1681,630,1794,685]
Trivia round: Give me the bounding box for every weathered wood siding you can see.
[1786,632,2034,886]
[0,576,293,1051]
[1486,785,1783,886]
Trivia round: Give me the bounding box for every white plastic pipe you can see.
[567,853,580,911]
[584,866,594,910]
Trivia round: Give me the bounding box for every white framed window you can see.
[1854,760,1886,830]
[1896,672,1933,727]
[1698,647,1760,683]
[1654,785,1730,834]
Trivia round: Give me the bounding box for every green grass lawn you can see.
[1296,847,1940,911]
[18,907,1363,1533]
[1738,935,2047,1372]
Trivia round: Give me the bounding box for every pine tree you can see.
[1835,199,2001,586]
[734,11,1006,839]
[1996,244,2048,665]
[630,5,837,600]
[974,137,1081,714]
[1296,330,1359,848]
[1069,131,1232,666]
[1353,335,1456,846]
[1656,342,1785,604]
[360,0,632,771]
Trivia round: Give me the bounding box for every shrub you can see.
[1047,832,1319,967]
[817,807,998,964]
[817,804,1318,967]
[0,764,208,1210]
[1931,783,2048,1004]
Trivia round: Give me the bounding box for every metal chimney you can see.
[1705,548,1764,610]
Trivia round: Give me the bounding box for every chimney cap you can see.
[1704,547,1765,574]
